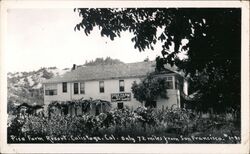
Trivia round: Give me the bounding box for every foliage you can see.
[84,57,124,66]
[8,107,240,143]
[7,100,17,114]
[47,99,112,117]
[131,73,168,107]
[134,107,158,126]
[74,8,241,113]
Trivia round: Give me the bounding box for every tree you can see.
[84,57,124,66]
[131,73,168,108]
[74,8,241,113]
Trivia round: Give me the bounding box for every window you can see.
[119,80,125,92]
[80,82,85,94]
[117,102,124,109]
[62,82,67,93]
[45,90,57,95]
[166,76,173,89]
[74,83,79,94]
[99,81,104,93]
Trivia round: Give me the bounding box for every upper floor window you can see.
[99,81,104,93]
[62,82,67,93]
[80,82,85,94]
[166,76,173,89]
[74,82,79,94]
[119,80,125,92]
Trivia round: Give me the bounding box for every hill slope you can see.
[7,67,69,111]
[7,57,125,113]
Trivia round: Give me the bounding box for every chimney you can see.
[72,64,77,70]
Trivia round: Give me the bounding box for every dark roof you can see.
[43,61,181,84]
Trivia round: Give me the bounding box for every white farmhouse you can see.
[43,61,188,114]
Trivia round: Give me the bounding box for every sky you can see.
[6,9,164,73]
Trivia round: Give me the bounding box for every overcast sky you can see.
[6,9,164,72]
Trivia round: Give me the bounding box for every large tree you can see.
[74,8,241,113]
[131,73,168,108]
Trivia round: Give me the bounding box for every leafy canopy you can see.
[84,57,124,66]
[131,73,168,107]
[74,8,241,113]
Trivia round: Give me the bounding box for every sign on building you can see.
[111,93,131,102]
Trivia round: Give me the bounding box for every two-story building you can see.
[43,61,188,114]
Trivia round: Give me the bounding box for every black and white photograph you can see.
[0,0,249,153]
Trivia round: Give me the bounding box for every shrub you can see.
[7,106,240,143]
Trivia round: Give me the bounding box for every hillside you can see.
[7,57,125,113]
[7,67,69,112]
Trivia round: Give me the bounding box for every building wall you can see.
[44,75,185,110]
[157,90,180,109]
[183,79,188,95]
[70,78,143,110]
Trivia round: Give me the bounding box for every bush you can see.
[7,107,240,143]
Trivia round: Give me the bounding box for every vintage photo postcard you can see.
[0,0,249,153]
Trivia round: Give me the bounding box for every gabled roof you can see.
[43,61,182,84]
